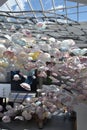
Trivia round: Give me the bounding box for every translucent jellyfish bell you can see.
[0,72,6,82]
[60,39,76,52]
[11,32,23,39]
[41,36,48,40]
[62,39,76,47]
[20,83,31,91]
[25,113,32,120]
[13,74,20,81]
[22,111,32,120]
[50,40,61,48]
[46,112,52,119]
[36,22,46,30]
[0,44,6,58]
[14,116,24,121]
[70,48,87,56]
[38,53,51,62]
[3,50,14,59]
[7,45,23,56]
[0,58,9,68]
[13,39,27,46]
[39,43,51,52]
[36,34,41,39]
[12,32,26,46]
[2,116,11,123]
[36,60,45,67]
[22,29,32,37]
[28,52,41,60]
[17,51,28,64]
[37,71,47,78]
[49,48,60,57]
[59,46,69,52]
[49,37,56,43]
[6,105,12,111]
[7,63,16,71]
[25,97,31,103]
[23,62,37,71]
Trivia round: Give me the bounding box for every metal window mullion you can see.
[77,2,79,22]
[15,0,27,25]
[15,0,22,11]
[39,0,46,18]
[27,0,38,22]
[6,0,23,17]
[52,0,59,26]
[64,0,68,24]
[5,3,12,12]
[15,0,25,16]
[15,0,26,17]
[39,0,44,11]
[6,3,17,19]
[5,3,17,17]
[6,3,23,29]
[4,3,15,27]
[48,4,85,12]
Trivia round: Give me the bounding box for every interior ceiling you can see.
[0,0,87,48]
[68,0,87,4]
[0,0,7,7]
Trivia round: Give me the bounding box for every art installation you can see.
[0,1,87,129]
[0,30,87,129]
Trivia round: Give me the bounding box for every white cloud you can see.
[0,4,9,11]
[44,0,52,9]
[51,5,65,12]
[0,0,27,11]
[14,6,20,11]
[45,0,50,5]
[7,0,17,7]
[16,0,25,10]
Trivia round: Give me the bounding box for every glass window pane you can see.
[55,10,66,15]
[54,0,64,5]
[23,2,31,11]
[54,0,65,12]
[68,14,78,21]
[41,0,53,10]
[7,0,17,9]
[67,7,77,14]
[30,0,42,10]
[79,12,87,21]
[0,4,9,11]
[66,1,77,7]
[79,5,87,12]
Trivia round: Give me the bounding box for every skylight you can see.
[0,0,87,22]
[0,0,87,47]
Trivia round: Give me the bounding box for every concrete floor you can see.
[0,116,76,130]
